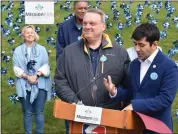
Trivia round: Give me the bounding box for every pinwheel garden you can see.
[1,1,178,133]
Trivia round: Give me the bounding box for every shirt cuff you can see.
[13,66,24,78]
[109,88,117,98]
[38,64,50,77]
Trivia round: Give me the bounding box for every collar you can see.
[139,48,159,63]
[72,16,82,30]
[82,33,113,55]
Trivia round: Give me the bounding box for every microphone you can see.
[71,59,130,104]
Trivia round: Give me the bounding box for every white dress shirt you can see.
[110,48,159,98]
[139,48,159,84]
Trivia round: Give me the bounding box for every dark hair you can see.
[74,1,88,7]
[131,23,160,46]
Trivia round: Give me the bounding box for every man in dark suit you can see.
[104,23,178,133]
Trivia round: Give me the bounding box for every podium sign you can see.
[74,105,102,125]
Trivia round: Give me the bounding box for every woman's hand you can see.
[27,75,38,84]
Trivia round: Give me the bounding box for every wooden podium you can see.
[53,100,147,134]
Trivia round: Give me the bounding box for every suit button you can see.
[137,92,140,95]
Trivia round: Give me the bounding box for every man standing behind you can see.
[104,23,178,133]
[54,8,129,109]
[56,1,88,60]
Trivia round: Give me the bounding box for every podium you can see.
[53,100,172,134]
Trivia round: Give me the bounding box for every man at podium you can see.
[54,8,129,110]
[104,23,178,133]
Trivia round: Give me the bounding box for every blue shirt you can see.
[89,46,100,75]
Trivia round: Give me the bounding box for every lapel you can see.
[139,51,164,88]
[134,59,141,89]
[130,59,140,89]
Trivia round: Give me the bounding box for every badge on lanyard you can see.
[100,55,107,73]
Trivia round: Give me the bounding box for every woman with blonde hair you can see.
[13,25,51,134]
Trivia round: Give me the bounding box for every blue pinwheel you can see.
[96,0,101,6]
[120,3,126,9]
[168,48,178,58]
[111,4,116,11]
[47,36,55,45]
[160,30,167,39]
[13,24,20,31]
[117,22,123,31]
[125,20,131,27]
[35,26,40,33]
[165,1,171,10]
[146,13,153,20]
[1,4,6,11]
[1,25,5,33]
[4,28,11,36]
[11,48,15,54]
[1,67,7,80]
[16,31,21,37]
[112,10,119,21]
[16,17,23,23]
[105,14,109,21]
[134,17,140,25]
[18,7,25,17]
[2,55,10,69]
[166,13,172,20]
[144,1,150,7]
[115,34,123,46]
[8,77,15,88]
[6,1,14,11]
[172,16,178,24]
[115,33,121,40]
[9,93,19,104]
[149,19,157,25]
[157,1,163,9]
[8,38,15,46]
[106,22,112,29]
[117,39,124,46]
[5,17,13,27]
[172,16,178,28]
[46,27,51,32]
[20,1,25,7]
[151,3,157,10]
[162,21,170,29]
[173,40,178,48]
[8,12,13,18]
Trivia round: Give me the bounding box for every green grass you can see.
[1,1,178,133]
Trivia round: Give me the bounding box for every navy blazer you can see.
[117,50,178,131]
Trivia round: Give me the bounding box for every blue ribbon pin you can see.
[150,72,158,80]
